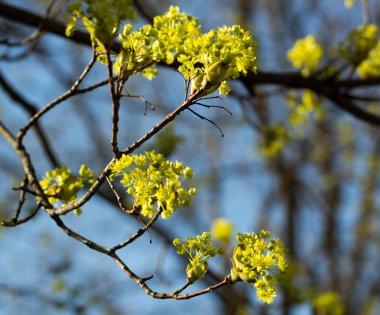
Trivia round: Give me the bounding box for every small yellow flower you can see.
[211,218,234,244]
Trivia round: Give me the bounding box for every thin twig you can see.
[12,186,42,196]
[0,70,60,167]
[121,88,205,155]
[173,283,191,295]
[110,207,163,252]
[106,176,136,214]
[184,79,191,102]
[17,51,97,142]
[51,215,111,254]
[11,176,29,222]
[121,92,155,115]
[194,102,233,116]
[197,96,223,102]
[49,205,232,301]
[47,88,205,216]
[0,120,52,211]
[76,78,114,93]
[0,204,42,227]
[110,252,232,300]
[0,0,58,47]
[187,108,225,137]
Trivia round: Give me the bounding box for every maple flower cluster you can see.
[109,151,196,219]
[230,231,287,303]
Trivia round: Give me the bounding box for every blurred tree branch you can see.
[1,2,380,128]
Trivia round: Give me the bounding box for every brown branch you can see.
[110,207,164,252]
[96,187,244,307]
[76,78,112,93]
[110,252,232,299]
[3,2,380,129]
[121,88,205,155]
[187,107,225,137]
[0,120,17,148]
[241,71,380,90]
[0,120,52,211]
[11,177,29,222]
[326,92,380,126]
[48,88,205,216]
[1,3,379,92]
[46,164,111,216]
[1,204,42,227]
[46,192,234,301]
[0,70,60,167]
[243,74,380,127]
[0,2,94,47]
[51,215,111,254]
[106,176,135,214]
[0,176,42,227]
[106,50,121,158]
[17,51,97,142]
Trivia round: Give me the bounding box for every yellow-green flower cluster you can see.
[150,6,201,64]
[114,6,201,79]
[66,0,136,49]
[114,6,257,95]
[109,151,196,219]
[356,41,380,78]
[287,35,323,77]
[259,124,288,157]
[40,165,95,211]
[313,291,345,315]
[344,0,357,8]
[66,4,257,95]
[287,89,325,125]
[230,231,287,303]
[210,218,234,244]
[173,232,224,283]
[338,24,378,67]
[179,24,257,96]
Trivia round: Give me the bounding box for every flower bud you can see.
[190,73,205,95]
[186,261,208,283]
[205,60,228,85]
[114,50,129,74]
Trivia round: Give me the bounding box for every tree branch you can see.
[1,3,379,92]
[3,2,380,129]
[51,215,111,254]
[0,2,94,47]
[0,175,41,227]
[110,207,163,252]
[106,50,122,158]
[48,87,205,216]
[17,51,97,142]
[0,71,60,167]
[110,252,232,300]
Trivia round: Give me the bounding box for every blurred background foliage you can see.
[1,0,380,314]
